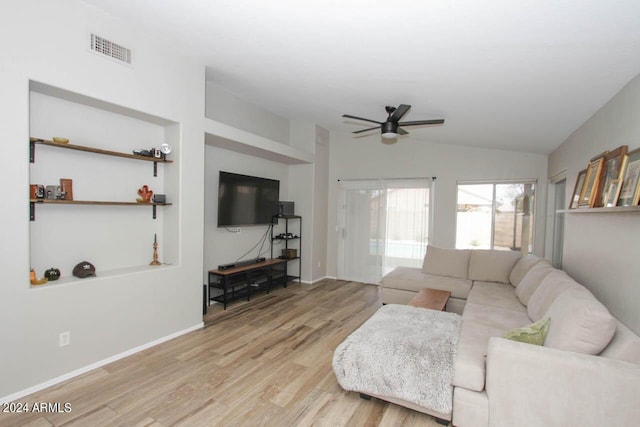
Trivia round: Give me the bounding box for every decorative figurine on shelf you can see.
[30,268,48,285]
[160,143,172,160]
[59,178,73,201]
[44,267,61,281]
[137,185,153,203]
[150,233,161,266]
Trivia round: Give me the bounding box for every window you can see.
[338,178,433,284]
[456,181,535,253]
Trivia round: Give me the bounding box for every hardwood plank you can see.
[60,405,117,427]
[1,280,446,427]
[17,418,53,427]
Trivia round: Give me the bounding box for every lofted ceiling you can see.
[83,0,640,154]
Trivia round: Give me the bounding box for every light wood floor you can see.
[1,279,445,427]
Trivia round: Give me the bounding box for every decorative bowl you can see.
[52,137,69,144]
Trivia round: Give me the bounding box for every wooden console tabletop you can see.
[208,258,287,276]
[408,288,451,311]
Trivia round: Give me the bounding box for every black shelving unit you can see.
[271,215,302,283]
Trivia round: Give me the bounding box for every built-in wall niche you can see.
[28,81,180,286]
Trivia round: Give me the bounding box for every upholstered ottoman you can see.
[332,304,462,424]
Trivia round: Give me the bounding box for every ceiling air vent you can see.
[89,33,132,66]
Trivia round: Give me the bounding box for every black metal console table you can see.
[207,258,288,310]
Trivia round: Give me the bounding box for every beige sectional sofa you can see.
[380,245,640,427]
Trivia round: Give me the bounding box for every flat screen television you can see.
[217,171,280,227]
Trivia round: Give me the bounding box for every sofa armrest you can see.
[485,337,640,427]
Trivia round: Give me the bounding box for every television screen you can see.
[217,171,280,227]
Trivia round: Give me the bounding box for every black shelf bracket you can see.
[30,202,35,221]
[152,204,157,219]
[153,161,158,177]
[30,139,35,163]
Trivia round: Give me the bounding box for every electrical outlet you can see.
[59,331,70,347]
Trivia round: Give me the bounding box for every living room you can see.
[2,1,640,425]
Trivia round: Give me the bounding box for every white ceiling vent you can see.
[89,33,132,66]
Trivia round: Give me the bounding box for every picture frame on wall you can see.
[617,147,640,206]
[604,179,622,207]
[569,169,587,209]
[578,155,605,208]
[596,145,628,207]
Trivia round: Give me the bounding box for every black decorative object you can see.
[44,267,61,281]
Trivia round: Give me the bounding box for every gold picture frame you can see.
[618,147,640,206]
[569,169,587,209]
[578,155,605,208]
[596,145,628,207]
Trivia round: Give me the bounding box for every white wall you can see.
[206,82,291,144]
[0,0,204,399]
[312,126,330,281]
[327,133,548,278]
[548,73,640,334]
[202,123,328,285]
[203,143,290,281]
[204,81,326,284]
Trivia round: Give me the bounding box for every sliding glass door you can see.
[337,178,432,284]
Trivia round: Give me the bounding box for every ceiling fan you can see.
[343,104,444,141]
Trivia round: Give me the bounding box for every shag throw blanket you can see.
[332,304,462,415]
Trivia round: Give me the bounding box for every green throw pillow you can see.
[503,317,550,346]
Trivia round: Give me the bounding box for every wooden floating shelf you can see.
[29,199,172,220]
[30,199,171,207]
[30,138,173,163]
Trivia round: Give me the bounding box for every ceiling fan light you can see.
[381,121,398,140]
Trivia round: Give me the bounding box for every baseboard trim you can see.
[0,322,204,404]
[299,276,335,285]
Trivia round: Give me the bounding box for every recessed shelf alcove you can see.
[28,81,180,287]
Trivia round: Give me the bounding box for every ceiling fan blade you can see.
[398,119,445,126]
[397,127,409,135]
[390,104,411,122]
[353,125,380,134]
[342,114,382,125]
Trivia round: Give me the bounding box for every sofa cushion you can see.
[544,288,616,355]
[468,250,521,285]
[461,301,531,332]
[452,387,489,427]
[453,301,531,392]
[422,245,470,279]
[381,267,472,299]
[453,319,504,392]
[527,269,581,321]
[600,321,640,365]
[514,261,554,306]
[509,254,542,287]
[466,281,526,313]
[503,317,550,346]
